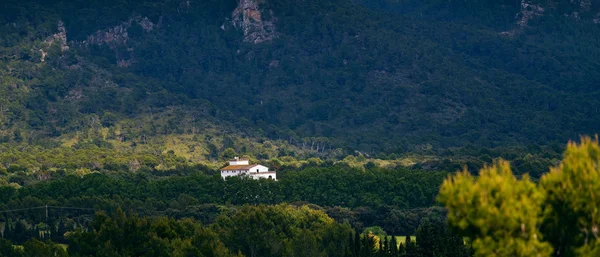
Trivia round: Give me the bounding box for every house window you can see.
[256,169,259,173]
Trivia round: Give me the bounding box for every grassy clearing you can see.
[13,244,68,250]
[396,236,417,245]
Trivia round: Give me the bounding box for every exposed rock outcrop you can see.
[516,0,545,27]
[500,0,600,36]
[82,16,155,67]
[580,0,593,11]
[226,0,277,44]
[40,20,69,62]
[84,16,154,48]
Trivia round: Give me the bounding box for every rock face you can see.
[83,16,155,67]
[48,20,69,51]
[84,16,154,48]
[501,0,600,36]
[40,20,69,62]
[229,0,277,44]
[516,0,545,27]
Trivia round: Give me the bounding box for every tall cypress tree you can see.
[361,233,370,257]
[378,236,384,257]
[405,236,417,257]
[398,242,405,257]
[354,231,361,257]
[349,232,356,257]
[390,236,398,257]
[383,236,389,257]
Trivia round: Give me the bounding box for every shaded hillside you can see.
[1,0,600,155]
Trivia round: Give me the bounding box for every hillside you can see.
[1,0,600,160]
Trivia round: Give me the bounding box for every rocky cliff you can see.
[40,21,69,62]
[227,0,277,44]
[83,16,156,67]
[501,0,600,35]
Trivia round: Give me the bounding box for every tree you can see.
[0,238,23,257]
[348,232,356,257]
[438,160,551,257]
[68,209,237,257]
[404,236,418,257]
[415,220,439,257]
[214,204,350,257]
[540,137,600,256]
[382,236,389,257]
[439,137,600,256]
[389,236,397,257]
[223,148,237,159]
[284,229,326,257]
[414,219,471,257]
[355,231,361,257]
[23,239,67,257]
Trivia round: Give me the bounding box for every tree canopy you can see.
[439,137,600,256]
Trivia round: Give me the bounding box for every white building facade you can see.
[220,157,277,180]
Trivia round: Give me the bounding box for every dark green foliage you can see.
[23,239,67,257]
[0,238,23,257]
[0,238,68,257]
[390,236,398,257]
[1,0,600,155]
[67,208,237,257]
[414,220,471,257]
[213,204,351,257]
[404,237,418,257]
[0,165,447,244]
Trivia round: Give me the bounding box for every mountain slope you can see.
[1,0,600,157]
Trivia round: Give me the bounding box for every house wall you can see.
[229,160,250,165]
[221,169,249,178]
[251,172,277,180]
[220,165,275,180]
[249,165,269,174]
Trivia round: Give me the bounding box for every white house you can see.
[220,157,277,180]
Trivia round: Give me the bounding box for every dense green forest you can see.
[0,165,471,256]
[0,205,472,257]
[0,165,446,240]
[2,138,600,256]
[1,0,600,155]
[0,0,592,185]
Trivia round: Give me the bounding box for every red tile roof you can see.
[221,164,260,171]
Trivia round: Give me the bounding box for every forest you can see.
[2,137,600,256]
[1,0,600,154]
[0,164,470,257]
